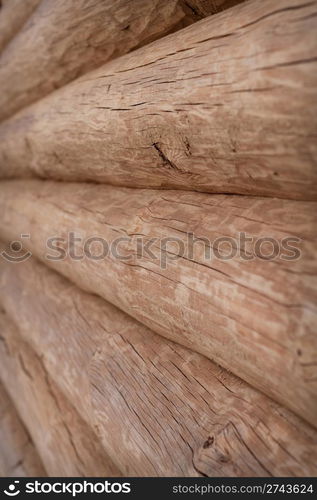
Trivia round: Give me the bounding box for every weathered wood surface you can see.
[0,0,316,199]
[0,382,46,477]
[0,255,316,477]
[0,0,244,121]
[0,0,41,54]
[0,180,316,426]
[0,310,121,477]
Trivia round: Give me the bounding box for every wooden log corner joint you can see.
[0,0,316,479]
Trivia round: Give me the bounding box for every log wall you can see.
[0,255,316,477]
[0,0,41,53]
[0,0,316,478]
[0,0,244,121]
[0,0,316,199]
[0,382,46,477]
[0,308,121,477]
[0,181,316,426]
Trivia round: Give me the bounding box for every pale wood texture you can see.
[0,256,316,477]
[0,0,316,199]
[0,0,41,54]
[0,382,46,477]
[0,0,244,121]
[0,309,121,477]
[0,180,316,427]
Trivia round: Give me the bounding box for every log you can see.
[0,255,316,477]
[0,180,316,426]
[0,0,316,199]
[0,0,244,121]
[0,0,41,53]
[0,309,121,477]
[0,382,46,477]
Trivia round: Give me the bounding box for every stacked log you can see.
[0,0,244,121]
[0,254,316,477]
[0,0,41,53]
[0,0,316,198]
[0,383,46,477]
[0,308,121,477]
[0,181,316,427]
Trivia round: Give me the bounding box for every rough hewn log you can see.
[0,0,41,54]
[0,0,316,199]
[0,0,244,121]
[0,382,46,477]
[0,256,316,477]
[0,180,316,427]
[0,310,121,477]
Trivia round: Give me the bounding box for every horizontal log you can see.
[0,309,121,477]
[0,0,244,121]
[0,382,46,477]
[0,180,316,426]
[0,0,316,199]
[0,255,316,476]
[0,0,41,53]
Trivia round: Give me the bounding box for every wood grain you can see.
[0,255,316,477]
[0,0,41,54]
[0,0,244,121]
[0,179,316,427]
[0,309,121,477]
[0,382,46,477]
[0,0,316,199]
